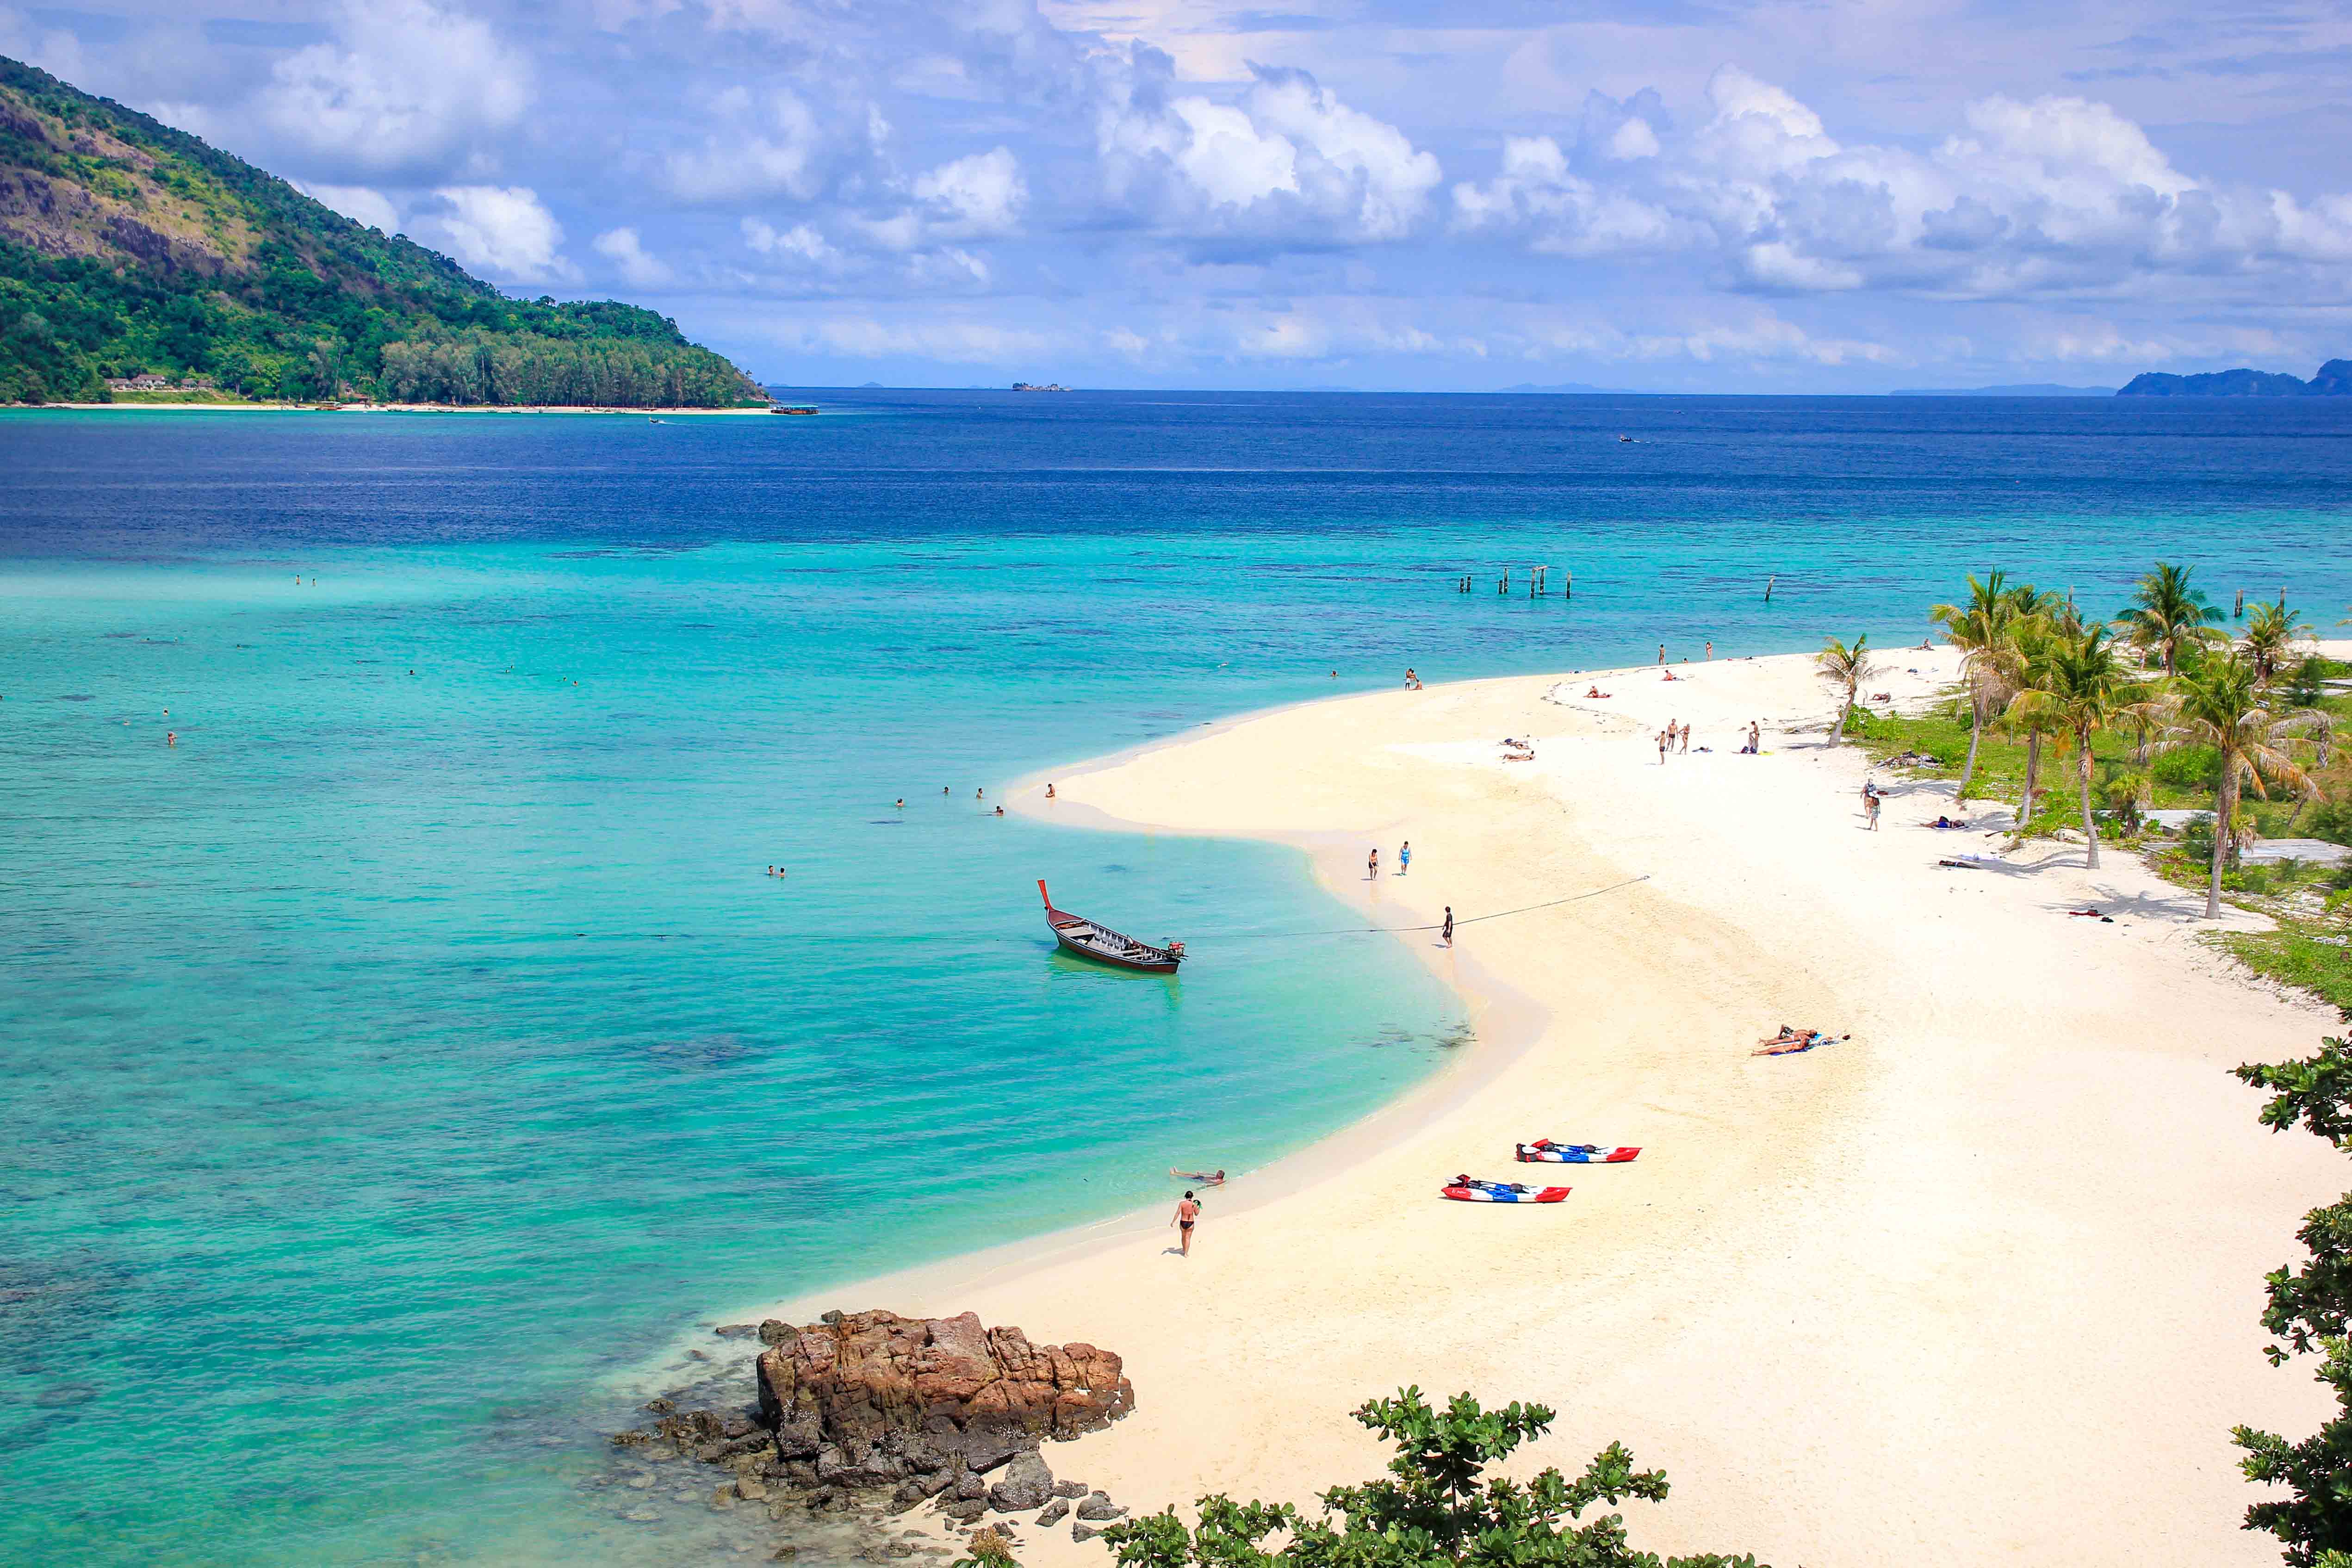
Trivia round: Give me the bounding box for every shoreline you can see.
[720,644,2346,1567]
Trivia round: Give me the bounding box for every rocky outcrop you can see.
[988,1452,1055,1512]
[601,1309,1136,1560]
[755,1309,1134,1483]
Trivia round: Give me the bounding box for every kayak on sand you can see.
[1441,1180,1570,1203]
[1515,1141,1640,1164]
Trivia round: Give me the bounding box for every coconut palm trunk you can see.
[2074,723,2100,870]
[1957,698,1984,799]
[2019,731,2041,830]
[2206,768,2235,919]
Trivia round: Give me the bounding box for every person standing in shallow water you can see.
[1172,1191,1200,1256]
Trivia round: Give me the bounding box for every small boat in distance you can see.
[1038,880,1185,973]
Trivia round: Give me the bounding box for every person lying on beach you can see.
[1930,815,1967,829]
[1171,1167,1227,1185]
[1584,686,1612,698]
[2066,907,2114,922]
[1662,669,1680,682]
[1753,1030,1849,1056]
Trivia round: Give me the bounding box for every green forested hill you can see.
[0,57,765,407]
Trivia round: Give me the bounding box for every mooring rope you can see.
[1189,872,1651,940]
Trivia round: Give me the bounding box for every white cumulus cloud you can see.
[1098,55,1441,249]
[1456,66,2352,299]
[593,227,673,286]
[417,185,575,283]
[258,0,530,177]
[911,148,1026,238]
[296,181,402,234]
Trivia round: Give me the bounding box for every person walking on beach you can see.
[1398,841,1411,876]
[1441,906,1454,946]
[1865,790,1881,831]
[1678,722,1690,754]
[1172,1191,1201,1256]
[1657,729,1669,764]
[1367,847,1380,880]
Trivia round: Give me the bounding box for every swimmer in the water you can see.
[895,798,905,808]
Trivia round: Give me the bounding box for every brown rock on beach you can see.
[755,1310,1134,1470]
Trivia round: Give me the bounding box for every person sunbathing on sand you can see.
[1931,815,1966,829]
[1584,685,1612,698]
[1753,1027,1851,1056]
[1662,669,1679,682]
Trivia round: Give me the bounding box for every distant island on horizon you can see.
[1503,381,1638,394]
[2116,357,2352,397]
[0,56,766,408]
[1889,383,2116,397]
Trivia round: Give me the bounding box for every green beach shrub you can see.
[1098,1387,1762,1568]
[2154,744,2222,793]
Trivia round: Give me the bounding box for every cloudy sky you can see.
[8,0,2352,390]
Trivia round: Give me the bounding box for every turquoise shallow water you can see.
[4,391,2351,1564]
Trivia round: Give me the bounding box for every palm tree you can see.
[1815,633,1881,748]
[2241,602,2314,687]
[1930,571,2018,799]
[2004,626,2139,868]
[2114,560,2223,675]
[2104,770,2151,836]
[1998,606,2071,834]
[2158,652,2321,917]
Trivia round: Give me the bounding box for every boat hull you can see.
[1038,880,1185,973]
[1051,927,1180,973]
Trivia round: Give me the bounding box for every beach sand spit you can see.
[776,646,2343,1568]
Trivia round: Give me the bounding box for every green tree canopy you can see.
[2234,1019,2352,1568]
[1099,1388,1762,1568]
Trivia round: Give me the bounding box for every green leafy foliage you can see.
[2234,1022,2352,1563]
[0,56,765,407]
[1098,1388,1762,1568]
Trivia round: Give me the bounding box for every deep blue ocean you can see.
[4,390,2350,1564]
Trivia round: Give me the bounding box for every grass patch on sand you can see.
[1850,676,2352,1009]
[2217,930,2352,1013]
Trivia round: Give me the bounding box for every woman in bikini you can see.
[1172,1191,1201,1255]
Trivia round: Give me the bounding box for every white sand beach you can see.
[780,644,2348,1567]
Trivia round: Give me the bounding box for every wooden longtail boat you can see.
[1038,880,1185,973]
